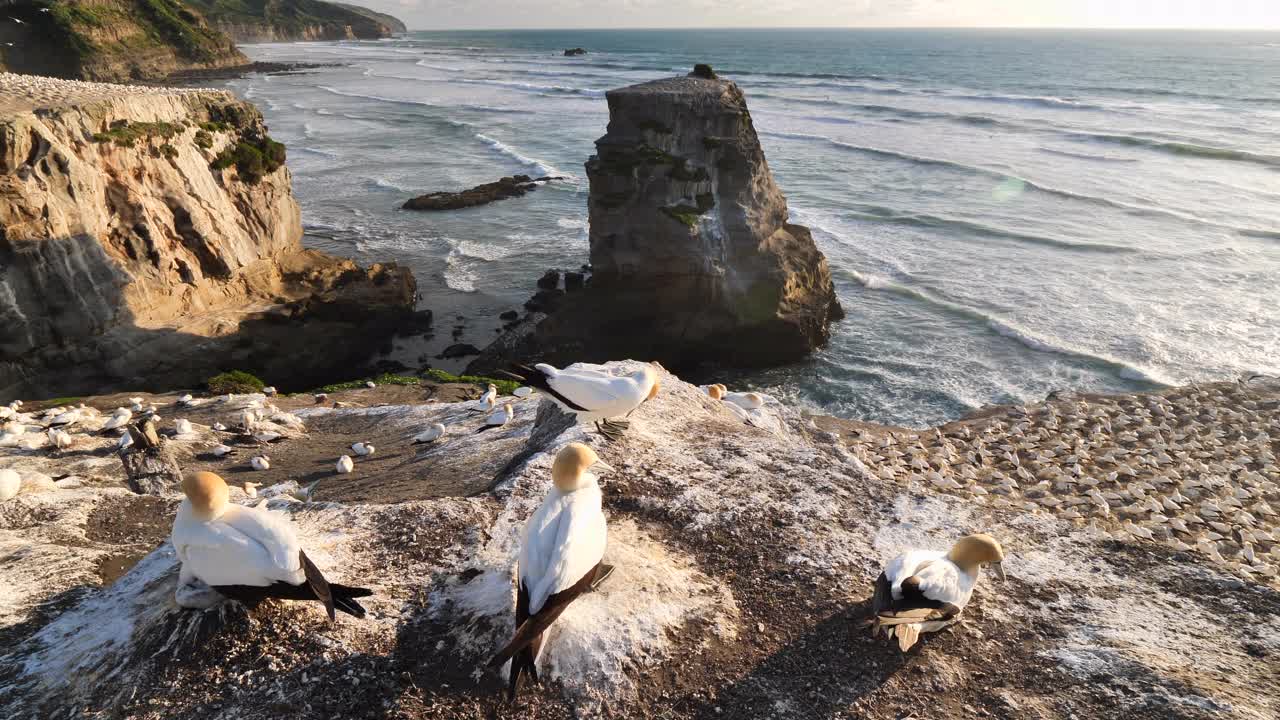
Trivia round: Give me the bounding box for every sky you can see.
[354,0,1280,31]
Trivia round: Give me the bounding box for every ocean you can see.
[219,29,1280,427]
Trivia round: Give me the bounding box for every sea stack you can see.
[471,68,842,373]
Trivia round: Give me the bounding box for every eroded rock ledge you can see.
[0,75,420,398]
[470,70,843,375]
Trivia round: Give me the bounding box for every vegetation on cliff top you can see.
[206,370,265,394]
[184,0,404,40]
[210,133,287,184]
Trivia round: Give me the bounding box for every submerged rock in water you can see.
[402,175,564,211]
[564,47,588,56]
[470,70,843,374]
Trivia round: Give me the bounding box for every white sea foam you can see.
[474,133,564,177]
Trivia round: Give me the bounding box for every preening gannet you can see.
[351,442,375,457]
[211,444,235,458]
[170,471,372,619]
[706,385,725,400]
[250,455,271,471]
[501,362,660,441]
[476,403,514,433]
[174,419,194,435]
[47,428,73,450]
[475,384,499,413]
[870,534,1005,651]
[723,392,764,410]
[0,468,20,502]
[489,443,616,700]
[412,423,446,444]
[336,455,354,474]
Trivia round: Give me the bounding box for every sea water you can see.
[219,29,1280,427]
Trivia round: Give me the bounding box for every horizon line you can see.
[400,25,1280,33]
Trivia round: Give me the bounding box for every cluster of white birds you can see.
[846,383,1280,582]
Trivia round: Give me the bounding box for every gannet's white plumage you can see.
[723,391,764,410]
[174,419,194,435]
[491,443,616,700]
[476,384,498,413]
[170,471,370,619]
[336,455,354,474]
[0,468,20,502]
[476,403,514,433]
[413,423,446,443]
[48,428,73,450]
[351,442,375,456]
[250,455,270,471]
[531,363,659,424]
[870,534,1005,651]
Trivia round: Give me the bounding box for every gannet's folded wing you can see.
[218,504,304,582]
[545,371,630,411]
[174,519,279,587]
[528,491,606,613]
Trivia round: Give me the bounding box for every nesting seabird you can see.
[723,391,765,411]
[412,423,446,444]
[501,362,660,441]
[870,533,1006,651]
[336,455,354,474]
[170,471,372,619]
[250,455,271,471]
[476,403,514,433]
[0,468,20,502]
[47,428,73,450]
[351,442,375,457]
[475,383,499,414]
[174,418,194,436]
[489,443,616,700]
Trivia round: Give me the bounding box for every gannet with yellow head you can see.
[490,443,616,700]
[870,533,1005,651]
[500,362,661,441]
[170,471,372,619]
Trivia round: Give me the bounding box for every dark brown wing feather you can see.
[490,563,603,673]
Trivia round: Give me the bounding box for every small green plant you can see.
[317,373,421,393]
[200,120,230,132]
[91,121,181,148]
[661,205,702,228]
[702,136,723,150]
[45,397,82,408]
[211,135,286,184]
[158,143,179,159]
[194,129,213,149]
[691,63,717,79]
[424,369,519,396]
[207,370,265,394]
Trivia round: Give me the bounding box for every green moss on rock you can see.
[211,134,286,184]
[207,369,265,394]
[91,120,182,148]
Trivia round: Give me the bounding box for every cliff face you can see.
[0,0,248,82]
[185,0,404,42]
[471,72,842,375]
[0,75,417,398]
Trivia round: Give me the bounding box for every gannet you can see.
[175,419,194,435]
[118,429,134,450]
[240,409,257,435]
[0,468,20,502]
[351,442,375,457]
[212,422,228,432]
[475,384,499,413]
[314,393,328,404]
[870,533,1005,651]
[336,455,354,474]
[250,455,271,471]
[170,471,371,619]
[476,403,514,433]
[244,481,261,498]
[263,386,278,396]
[47,428,73,450]
[365,380,376,389]
[412,423,446,444]
[706,385,725,400]
[723,392,764,410]
[489,443,615,700]
[501,362,660,440]
[211,444,235,458]
[178,394,194,406]
[99,407,131,432]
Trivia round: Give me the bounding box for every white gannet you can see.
[336,455,354,474]
[503,362,660,440]
[174,419,194,436]
[243,481,261,498]
[489,443,616,700]
[412,423,446,444]
[475,384,499,413]
[170,471,371,619]
[870,533,1006,651]
[723,391,764,410]
[211,444,235,458]
[250,455,271,471]
[0,468,20,502]
[118,429,134,450]
[47,428,73,450]
[263,386,278,397]
[351,442,375,457]
[365,380,376,389]
[476,403,515,433]
[178,394,194,406]
[212,422,228,432]
[706,385,725,400]
[47,407,81,427]
[240,409,257,435]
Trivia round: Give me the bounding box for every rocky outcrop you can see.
[0,76,419,399]
[402,174,564,211]
[564,47,587,56]
[185,0,405,42]
[1,370,1278,718]
[0,0,248,82]
[470,70,842,375]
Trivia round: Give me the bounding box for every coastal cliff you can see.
[0,0,248,82]
[470,70,842,375]
[185,0,405,42]
[0,73,418,398]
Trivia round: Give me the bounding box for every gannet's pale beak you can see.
[592,460,616,475]
[991,561,1006,581]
